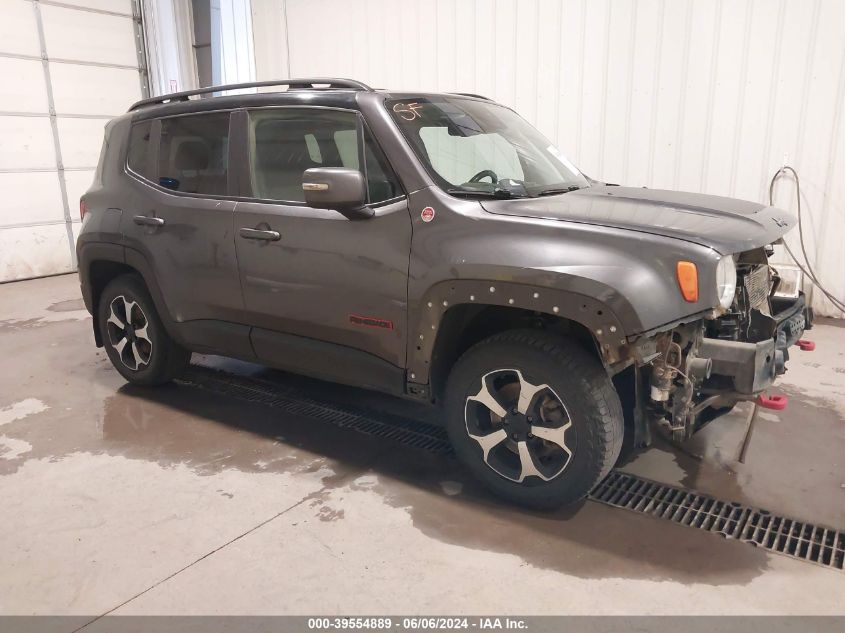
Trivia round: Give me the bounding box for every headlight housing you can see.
[716,255,737,309]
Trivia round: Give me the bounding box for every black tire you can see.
[97,274,190,386]
[444,329,623,509]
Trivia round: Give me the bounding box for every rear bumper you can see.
[700,293,812,395]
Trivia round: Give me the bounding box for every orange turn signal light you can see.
[676,261,698,302]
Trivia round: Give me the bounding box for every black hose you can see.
[768,166,845,314]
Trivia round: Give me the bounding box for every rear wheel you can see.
[98,274,190,386]
[444,330,623,508]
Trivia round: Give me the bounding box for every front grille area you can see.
[744,264,771,312]
[590,471,845,571]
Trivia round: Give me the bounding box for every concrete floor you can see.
[0,274,843,616]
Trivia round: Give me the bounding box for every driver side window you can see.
[418,126,524,186]
[247,109,401,204]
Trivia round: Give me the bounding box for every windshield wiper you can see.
[536,185,584,197]
[446,188,526,199]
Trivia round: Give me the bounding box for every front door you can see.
[233,107,411,391]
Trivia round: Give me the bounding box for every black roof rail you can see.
[128,78,374,112]
[451,92,492,101]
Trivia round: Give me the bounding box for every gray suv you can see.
[77,78,812,508]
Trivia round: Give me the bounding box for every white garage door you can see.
[0,0,147,282]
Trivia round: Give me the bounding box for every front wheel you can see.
[444,330,623,509]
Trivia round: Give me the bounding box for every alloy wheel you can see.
[464,369,574,483]
[106,295,153,371]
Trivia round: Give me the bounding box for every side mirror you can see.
[302,168,372,219]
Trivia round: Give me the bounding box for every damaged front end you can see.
[634,247,814,443]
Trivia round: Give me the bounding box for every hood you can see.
[480,185,795,254]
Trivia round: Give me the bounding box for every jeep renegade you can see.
[77,78,812,508]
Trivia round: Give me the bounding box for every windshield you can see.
[386,97,589,198]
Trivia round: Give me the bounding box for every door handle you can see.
[133,215,165,227]
[239,227,281,241]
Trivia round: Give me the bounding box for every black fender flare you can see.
[123,246,185,343]
[78,242,184,348]
[77,241,124,314]
[77,241,125,347]
[406,279,630,385]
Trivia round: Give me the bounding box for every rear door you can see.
[121,111,244,326]
[232,107,411,388]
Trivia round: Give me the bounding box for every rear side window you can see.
[248,109,401,204]
[158,113,230,196]
[126,121,154,181]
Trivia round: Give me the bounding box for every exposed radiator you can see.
[744,265,772,315]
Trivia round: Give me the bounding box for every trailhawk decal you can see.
[349,314,394,330]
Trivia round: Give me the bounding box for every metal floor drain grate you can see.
[178,365,843,571]
[590,471,845,571]
[177,365,453,455]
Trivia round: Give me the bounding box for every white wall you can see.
[252,0,845,318]
[0,0,144,282]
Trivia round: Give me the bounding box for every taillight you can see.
[80,199,87,220]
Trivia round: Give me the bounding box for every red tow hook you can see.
[797,339,816,351]
[756,394,788,410]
